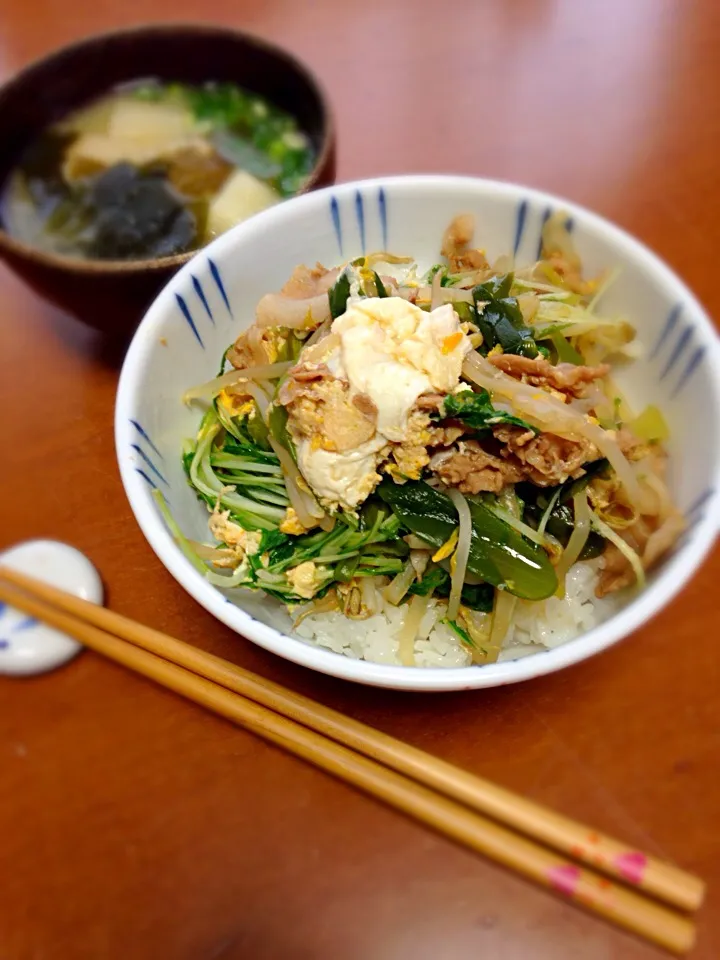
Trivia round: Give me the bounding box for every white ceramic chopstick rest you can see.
[0,540,102,676]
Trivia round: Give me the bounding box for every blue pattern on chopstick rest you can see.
[355,190,366,252]
[660,324,694,381]
[0,607,38,652]
[192,275,214,324]
[130,420,164,461]
[131,445,169,486]
[378,188,388,249]
[649,303,682,361]
[671,344,706,398]
[330,196,342,255]
[513,200,528,256]
[208,258,232,318]
[176,293,204,348]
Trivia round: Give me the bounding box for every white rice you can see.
[293,562,617,668]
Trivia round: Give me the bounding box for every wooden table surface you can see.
[1,2,718,958]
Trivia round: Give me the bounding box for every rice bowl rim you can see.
[116,175,720,691]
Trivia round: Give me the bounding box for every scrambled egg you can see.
[297,434,388,507]
[295,297,471,510]
[280,506,314,535]
[217,389,254,418]
[334,297,471,439]
[286,561,328,599]
[209,506,262,557]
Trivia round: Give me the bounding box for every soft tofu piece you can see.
[62,98,199,181]
[106,97,196,144]
[62,133,163,180]
[206,169,280,237]
[57,97,117,137]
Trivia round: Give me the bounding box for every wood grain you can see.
[0,2,718,959]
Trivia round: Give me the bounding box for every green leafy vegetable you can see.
[260,528,290,553]
[453,301,474,323]
[441,389,537,434]
[217,346,231,376]
[442,618,474,647]
[185,82,249,127]
[519,460,610,561]
[273,329,305,364]
[561,458,610,502]
[267,402,297,461]
[183,409,285,531]
[373,271,388,298]
[425,264,443,282]
[407,567,448,597]
[549,330,584,365]
[457,582,495,612]
[408,567,493,612]
[221,438,279,464]
[261,505,402,579]
[181,82,314,197]
[247,406,271,448]
[131,82,166,103]
[378,480,558,601]
[472,273,539,358]
[335,555,361,582]
[328,270,351,319]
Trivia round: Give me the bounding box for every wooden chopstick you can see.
[0,576,699,955]
[0,566,704,915]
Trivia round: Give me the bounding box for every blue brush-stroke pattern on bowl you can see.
[176,293,204,348]
[130,420,164,460]
[355,190,366,252]
[378,188,388,249]
[131,444,169,486]
[672,345,706,398]
[650,304,682,360]
[513,200,528,256]
[330,196,342,255]
[208,258,232,318]
[192,275,214,324]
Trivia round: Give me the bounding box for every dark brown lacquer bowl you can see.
[0,24,335,334]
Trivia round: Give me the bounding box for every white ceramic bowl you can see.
[115,175,720,691]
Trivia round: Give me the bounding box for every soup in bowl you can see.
[0,24,334,333]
